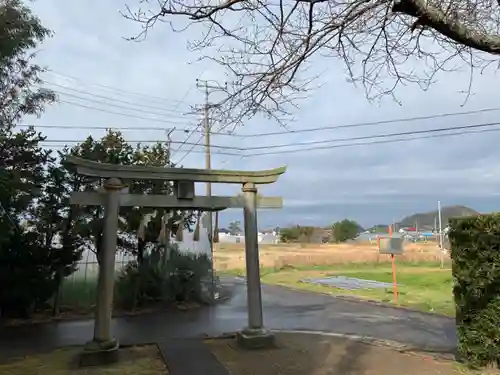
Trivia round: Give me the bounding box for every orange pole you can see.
[391,254,399,305]
[388,225,398,305]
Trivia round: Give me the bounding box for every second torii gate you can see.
[66,156,286,359]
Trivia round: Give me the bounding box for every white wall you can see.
[67,212,212,280]
[171,212,211,257]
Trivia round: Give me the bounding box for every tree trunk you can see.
[137,238,145,265]
[52,276,62,316]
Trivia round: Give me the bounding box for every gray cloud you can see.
[26,0,500,229]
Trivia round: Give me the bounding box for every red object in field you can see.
[388,225,393,237]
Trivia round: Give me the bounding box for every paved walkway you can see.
[0,278,456,361]
[159,339,230,375]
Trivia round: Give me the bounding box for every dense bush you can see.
[115,246,212,310]
[332,219,361,243]
[163,248,212,302]
[449,214,500,368]
[115,260,165,310]
[0,231,80,317]
[280,225,317,243]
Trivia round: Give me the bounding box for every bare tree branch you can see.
[123,0,500,125]
[392,0,500,53]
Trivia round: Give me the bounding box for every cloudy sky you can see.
[25,0,500,229]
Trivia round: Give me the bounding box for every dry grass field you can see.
[214,241,449,271]
[214,241,454,315]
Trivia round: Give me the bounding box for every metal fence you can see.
[58,226,213,310]
[59,250,135,309]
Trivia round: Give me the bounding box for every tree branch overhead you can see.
[124,0,500,124]
[392,0,500,54]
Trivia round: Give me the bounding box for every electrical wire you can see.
[41,141,241,157]
[241,121,500,151]
[175,134,205,165]
[17,123,239,137]
[45,69,190,105]
[37,120,500,157]
[171,12,249,162]
[17,104,500,138]
[48,90,193,122]
[40,81,193,116]
[18,124,189,132]
[240,106,500,137]
[243,125,500,157]
[172,123,203,161]
[56,100,198,126]
[40,138,242,150]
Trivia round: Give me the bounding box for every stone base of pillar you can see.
[79,338,120,367]
[237,328,275,350]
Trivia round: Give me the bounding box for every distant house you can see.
[216,229,280,244]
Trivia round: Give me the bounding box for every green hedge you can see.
[449,214,500,368]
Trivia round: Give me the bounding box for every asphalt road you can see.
[0,277,456,360]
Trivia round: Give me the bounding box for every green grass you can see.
[61,263,455,316]
[223,262,455,316]
[59,277,98,309]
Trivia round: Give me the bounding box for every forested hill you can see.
[397,205,478,229]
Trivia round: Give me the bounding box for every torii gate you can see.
[66,156,285,358]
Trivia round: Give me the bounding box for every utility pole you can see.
[196,79,227,299]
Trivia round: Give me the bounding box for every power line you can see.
[40,81,193,116]
[32,120,500,154]
[24,105,500,138]
[241,121,500,151]
[173,123,202,161]
[239,106,500,137]
[17,123,240,136]
[243,126,500,157]
[57,100,199,126]
[48,90,194,122]
[174,80,227,165]
[35,121,499,158]
[171,72,210,158]
[40,141,241,157]
[40,138,242,150]
[175,134,205,165]
[18,124,186,132]
[45,69,191,105]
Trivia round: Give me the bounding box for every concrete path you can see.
[0,278,456,360]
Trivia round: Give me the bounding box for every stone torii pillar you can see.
[82,177,123,364]
[237,182,275,348]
